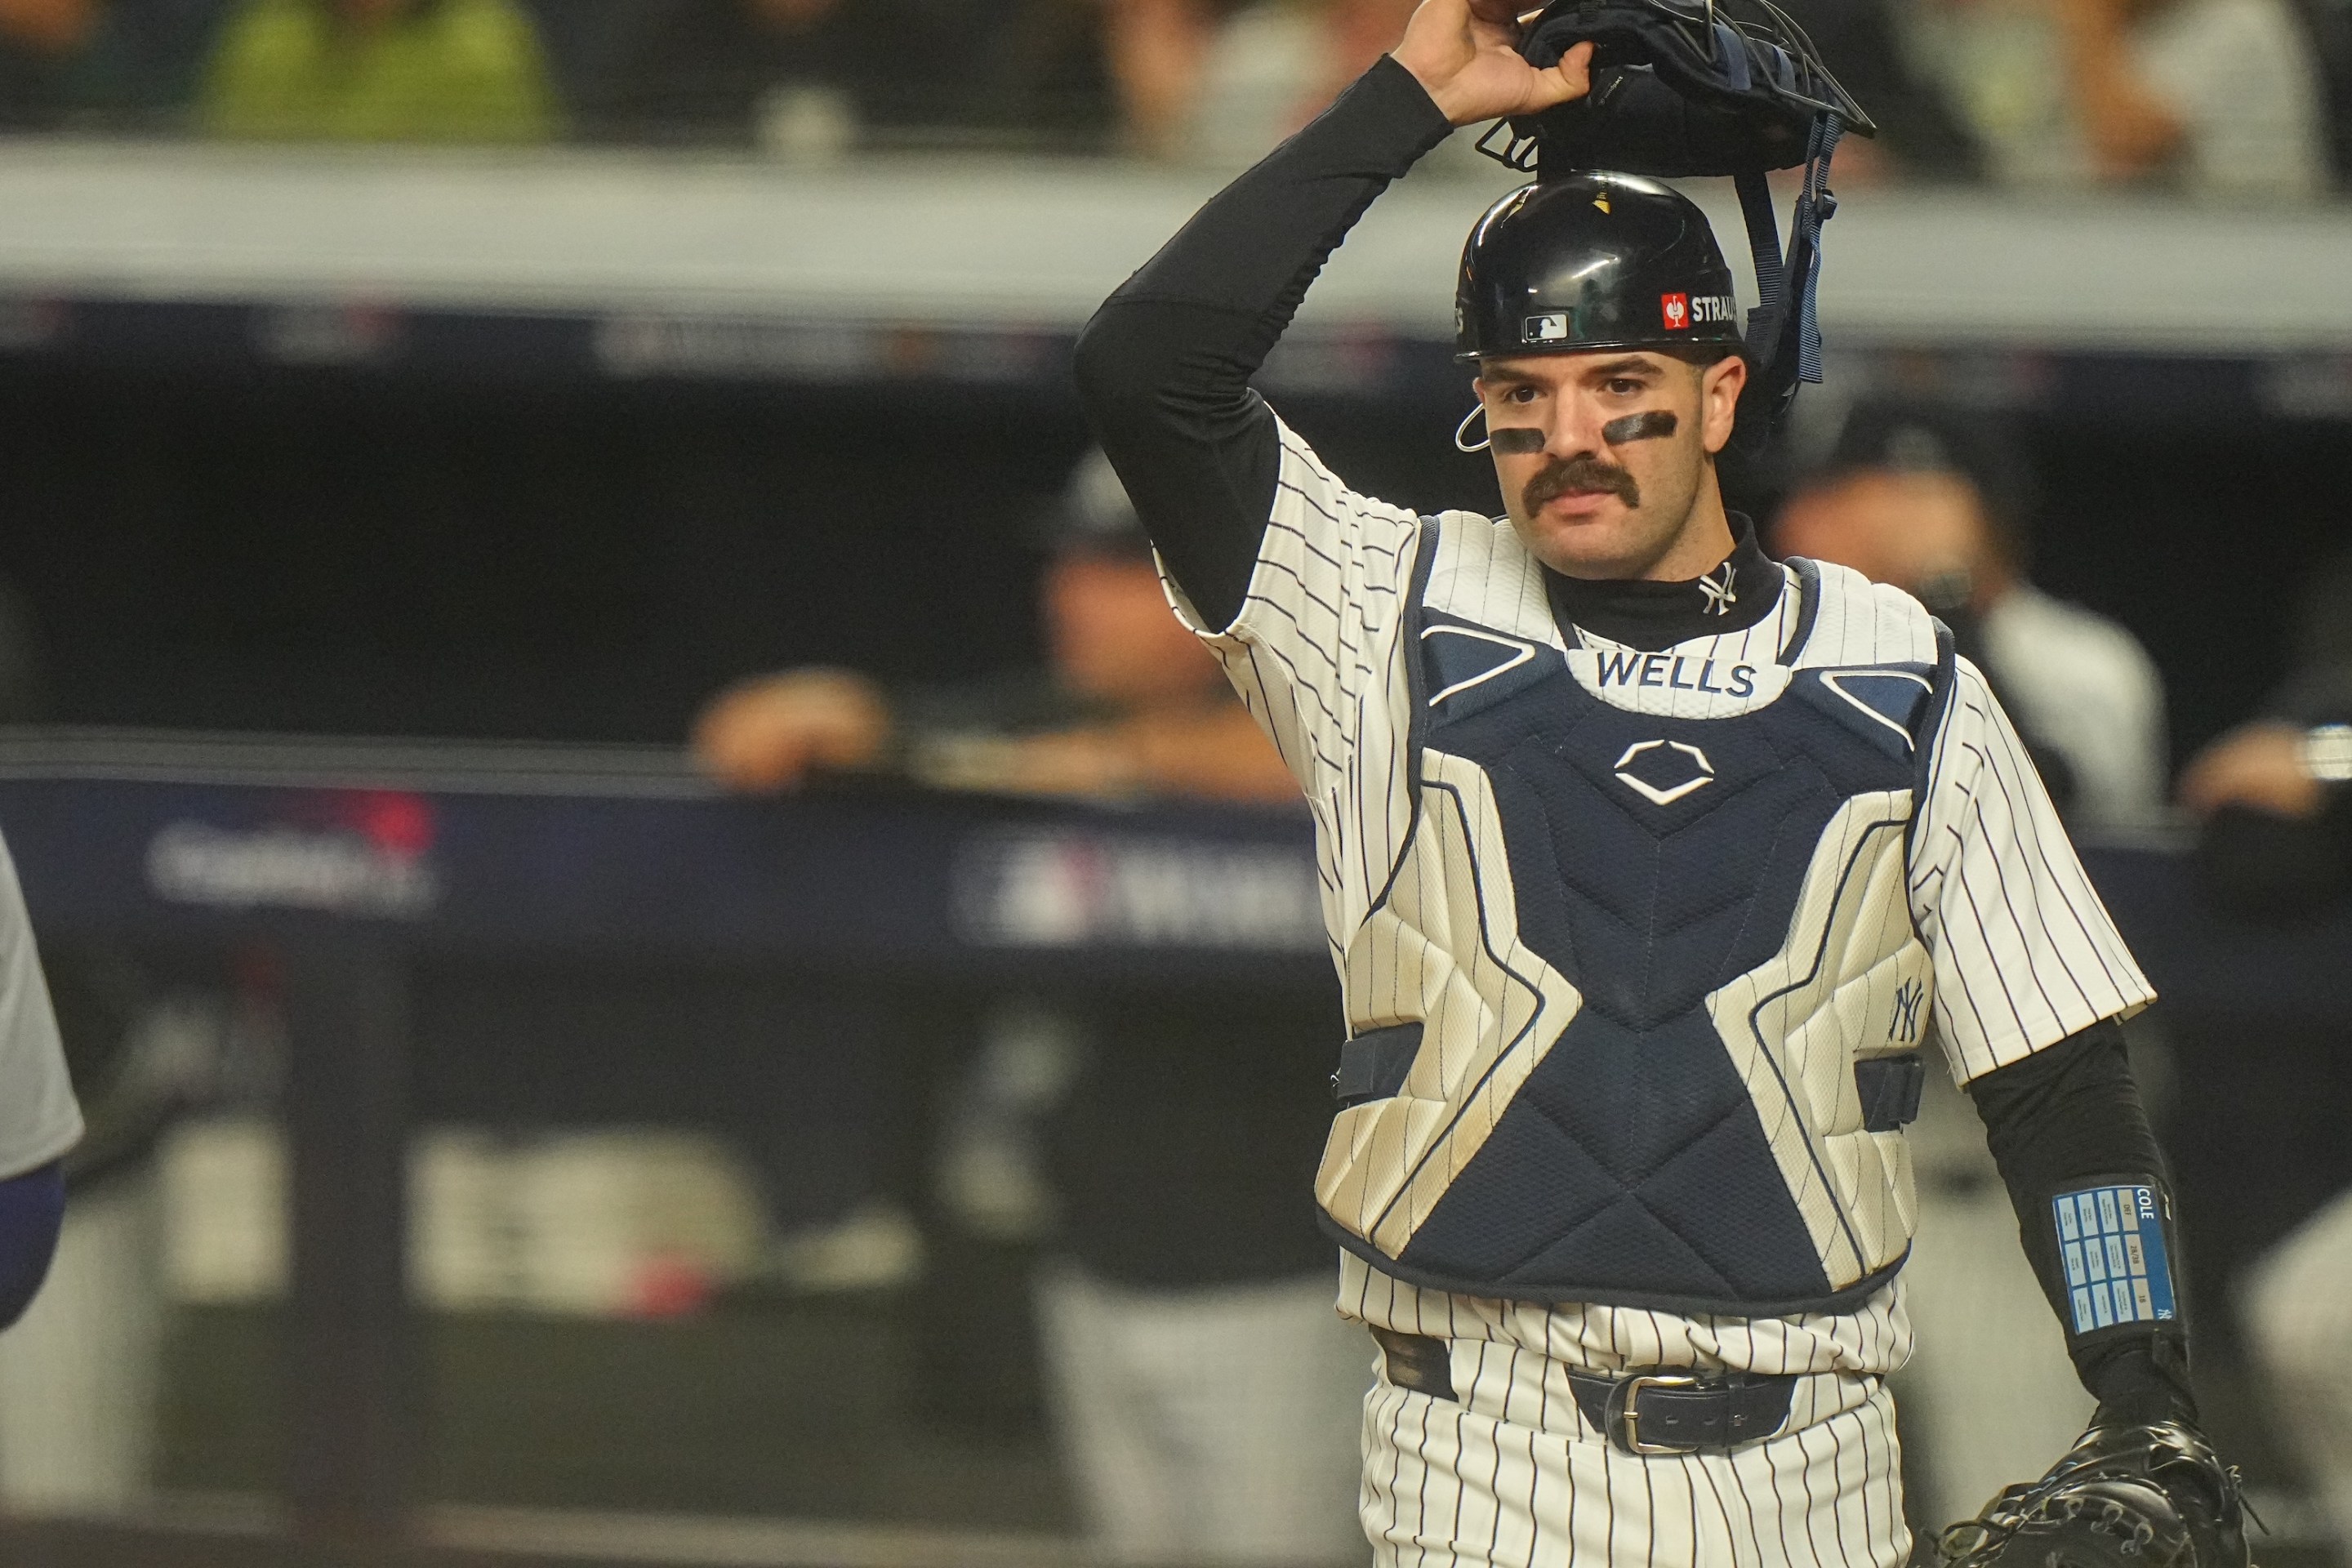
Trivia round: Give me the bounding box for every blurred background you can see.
[0,1,2343,1566]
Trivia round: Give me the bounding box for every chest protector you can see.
[1318,526,1958,1317]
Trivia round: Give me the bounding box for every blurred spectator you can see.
[197,0,556,143]
[1775,0,1984,180]
[0,0,269,132]
[1774,401,2167,830]
[1909,0,2328,194]
[1102,0,1414,160]
[2179,546,2352,912]
[0,0,90,124]
[693,450,1362,1564]
[1091,0,1251,156]
[581,0,1107,152]
[2053,0,2330,194]
[1107,0,1972,172]
[2181,553,2352,1552]
[74,0,231,125]
[695,452,1307,807]
[1094,0,1237,156]
[578,0,850,148]
[2299,0,2352,181]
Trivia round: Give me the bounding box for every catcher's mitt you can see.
[1935,1420,2256,1568]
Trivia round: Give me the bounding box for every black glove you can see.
[1935,1419,2255,1568]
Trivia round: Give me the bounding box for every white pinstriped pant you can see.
[1361,1337,1913,1567]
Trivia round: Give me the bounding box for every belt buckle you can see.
[1612,1372,1704,1456]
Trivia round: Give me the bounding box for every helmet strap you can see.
[1729,111,1846,452]
[1791,113,1846,386]
[1454,403,1494,453]
[1733,170,1786,359]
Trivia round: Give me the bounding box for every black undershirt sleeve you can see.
[1967,1019,2198,1425]
[1071,56,1455,632]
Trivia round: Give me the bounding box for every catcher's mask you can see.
[1470,0,1879,451]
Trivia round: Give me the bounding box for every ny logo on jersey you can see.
[1890,979,1925,1043]
[1699,563,1737,617]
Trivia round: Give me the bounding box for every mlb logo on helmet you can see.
[1660,293,1690,331]
[1523,313,1571,344]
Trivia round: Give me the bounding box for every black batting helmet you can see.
[1455,172,1743,364]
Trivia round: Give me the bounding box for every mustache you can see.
[1521,452,1642,511]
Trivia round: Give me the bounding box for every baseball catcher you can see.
[1074,0,2251,1561]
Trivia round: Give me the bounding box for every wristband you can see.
[2053,1178,2180,1344]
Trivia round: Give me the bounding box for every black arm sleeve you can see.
[1071,56,1455,631]
[1967,1020,2198,1425]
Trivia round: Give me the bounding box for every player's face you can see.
[1771,469,1998,608]
[1475,350,1745,581]
[1045,555,1224,707]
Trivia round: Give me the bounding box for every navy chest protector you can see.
[1330,564,1958,1316]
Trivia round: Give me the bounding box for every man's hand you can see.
[2053,0,2182,176]
[2178,719,2325,821]
[692,669,892,793]
[1393,0,1591,127]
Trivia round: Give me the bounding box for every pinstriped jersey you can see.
[1160,418,2154,1365]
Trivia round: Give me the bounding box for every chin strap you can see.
[1733,168,1786,361]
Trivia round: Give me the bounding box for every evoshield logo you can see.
[1612,739,1715,806]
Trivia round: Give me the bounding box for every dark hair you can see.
[1656,343,1745,369]
[1045,448,1154,561]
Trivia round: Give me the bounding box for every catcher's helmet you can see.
[1455,172,1742,363]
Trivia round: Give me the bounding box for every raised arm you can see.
[1071,0,1588,630]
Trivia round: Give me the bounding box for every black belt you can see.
[1373,1330,1796,1455]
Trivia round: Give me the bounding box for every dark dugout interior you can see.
[0,351,2339,764]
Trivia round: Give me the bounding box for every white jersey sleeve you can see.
[1909,657,2156,1084]
[0,832,78,1179]
[1157,416,1421,802]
